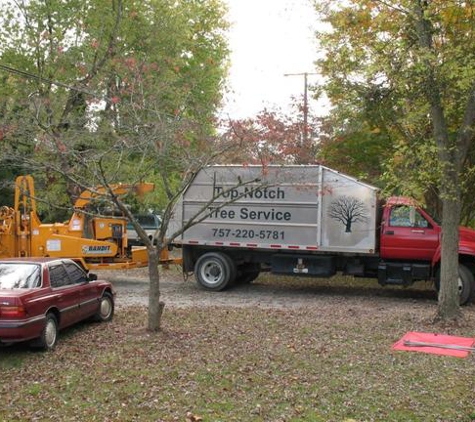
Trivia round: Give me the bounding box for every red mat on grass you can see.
[392,331,475,358]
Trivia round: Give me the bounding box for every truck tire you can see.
[435,264,475,305]
[195,252,237,291]
[237,270,260,284]
[236,264,260,284]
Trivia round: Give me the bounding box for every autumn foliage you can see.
[222,101,320,166]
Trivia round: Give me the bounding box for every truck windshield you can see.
[389,206,431,228]
[0,264,41,289]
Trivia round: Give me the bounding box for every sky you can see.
[221,0,327,120]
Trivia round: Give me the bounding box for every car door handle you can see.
[385,230,394,235]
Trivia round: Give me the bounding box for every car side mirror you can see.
[88,273,98,281]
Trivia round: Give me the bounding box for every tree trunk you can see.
[432,117,462,321]
[413,0,461,320]
[437,194,462,320]
[345,220,352,233]
[147,247,164,331]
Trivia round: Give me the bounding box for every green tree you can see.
[317,117,393,185]
[0,0,230,330]
[315,0,475,320]
[0,0,228,201]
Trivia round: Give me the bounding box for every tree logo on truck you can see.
[328,196,369,233]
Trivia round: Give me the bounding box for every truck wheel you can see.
[435,264,475,305]
[237,270,260,284]
[236,264,260,284]
[195,252,236,291]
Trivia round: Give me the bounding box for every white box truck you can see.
[167,165,475,304]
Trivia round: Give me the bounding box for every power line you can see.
[0,62,191,122]
[0,63,102,98]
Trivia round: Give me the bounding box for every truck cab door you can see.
[380,205,440,261]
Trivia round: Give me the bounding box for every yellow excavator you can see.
[0,175,156,270]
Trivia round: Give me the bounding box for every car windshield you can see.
[0,264,41,289]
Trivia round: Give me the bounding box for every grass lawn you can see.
[1,281,475,422]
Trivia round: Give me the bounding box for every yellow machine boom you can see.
[0,175,155,270]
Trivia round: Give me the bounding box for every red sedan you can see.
[0,258,115,350]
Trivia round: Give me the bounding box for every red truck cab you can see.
[378,197,475,304]
[380,197,441,261]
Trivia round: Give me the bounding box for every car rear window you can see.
[127,215,160,230]
[137,215,160,229]
[49,264,71,288]
[0,263,41,289]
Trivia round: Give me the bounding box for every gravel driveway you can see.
[96,267,441,314]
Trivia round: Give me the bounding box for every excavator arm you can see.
[74,182,155,209]
[0,175,156,269]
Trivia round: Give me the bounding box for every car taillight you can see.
[0,305,26,318]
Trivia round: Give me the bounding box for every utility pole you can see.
[283,72,318,146]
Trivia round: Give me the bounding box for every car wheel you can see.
[435,264,475,305]
[32,313,58,351]
[195,252,236,291]
[94,292,114,322]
